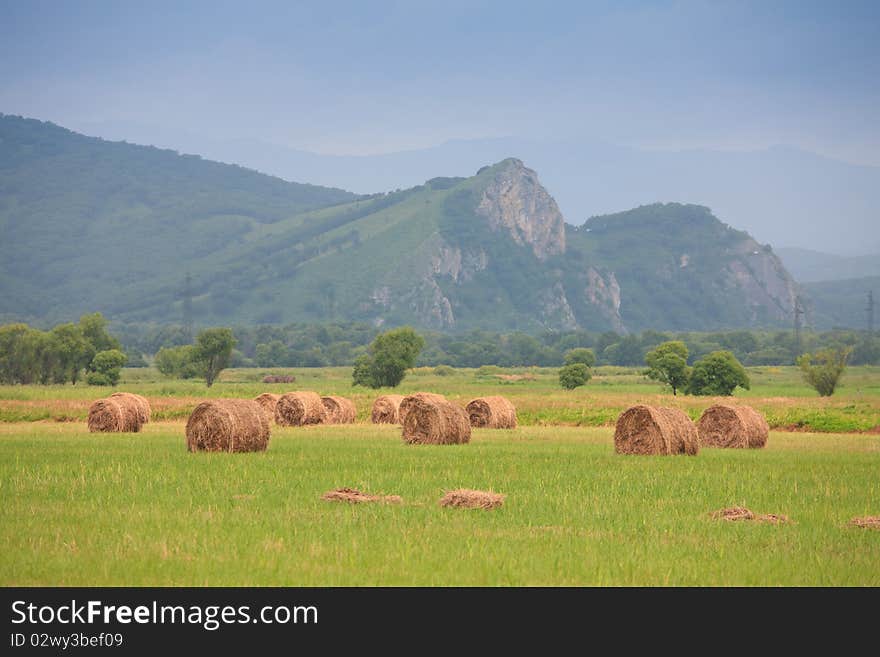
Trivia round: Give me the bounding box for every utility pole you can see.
[183,272,194,341]
[868,290,875,336]
[793,295,805,357]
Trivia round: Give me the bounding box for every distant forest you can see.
[112,322,880,368]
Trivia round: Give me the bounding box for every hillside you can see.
[0,117,804,332]
[802,276,879,330]
[776,247,880,283]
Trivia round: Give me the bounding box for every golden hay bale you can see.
[401,396,470,445]
[439,489,505,509]
[399,392,446,424]
[88,397,143,433]
[274,391,327,426]
[697,404,769,449]
[253,393,280,419]
[466,395,518,429]
[110,392,151,424]
[185,399,270,453]
[614,405,698,455]
[321,396,356,424]
[371,394,405,424]
[321,488,402,504]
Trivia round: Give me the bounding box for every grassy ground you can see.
[1,365,879,432]
[1,421,878,586]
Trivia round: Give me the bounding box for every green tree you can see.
[564,348,596,368]
[255,340,288,367]
[192,328,236,387]
[686,350,750,396]
[644,341,690,395]
[0,324,43,384]
[155,345,198,379]
[50,323,93,385]
[559,363,591,389]
[352,327,425,388]
[79,312,121,359]
[797,347,851,397]
[89,349,127,385]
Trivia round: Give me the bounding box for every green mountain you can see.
[1,115,802,332]
[801,276,879,330]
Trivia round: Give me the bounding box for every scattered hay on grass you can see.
[274,391,326,426]
[186,399,270,453]
[466,395,518,429]
[850,516,880,530]
[698,404,769,449]
[321,396,356,424]
[321,488,402,504]
[371,394,405,424]
[401,396,470,445]
[614,405,698,455]
[710,507,790,524]
[87,397,142,433]
[439,489,505,510]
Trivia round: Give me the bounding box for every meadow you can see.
[1,366,878,586]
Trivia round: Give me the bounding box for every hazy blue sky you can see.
[1,0,878,163]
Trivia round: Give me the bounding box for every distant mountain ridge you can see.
[776,247,880,283]
[0,114,814,332]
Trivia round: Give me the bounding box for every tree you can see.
[559,363,591,389]
[0,324,43,384]
[154,345,198,379]
[644,341,690,395]
[88,349,127,385]
[191,328,236,387]
[79,312,120,359]
[564,348,596,368]
[686,350,750,396]
[351,327,425,388]
[797,347,851,397]
[50,323,93,385]
[255,340,288,367]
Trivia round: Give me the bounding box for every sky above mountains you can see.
[2,0,878,164]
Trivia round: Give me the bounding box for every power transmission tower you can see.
[183,273,194,341]
[868,290,875,336]
[793,295,805,357]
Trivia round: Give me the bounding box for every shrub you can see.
[797,347,851,397]
[433,365,455,376]
[352,327,425,388]
[559,363,591,389]
[86,371,112,386]
[564,348,596,368]
[89,349,127,386]
[686,350,749,396]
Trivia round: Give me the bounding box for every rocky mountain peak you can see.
[475,158,566,260]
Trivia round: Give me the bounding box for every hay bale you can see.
[697,404,769,449]
[253,393,280,419]
[321,488,402,504]
[87,397,142,433]
[439,489,505,510]
[110,392,151,424]
[185,399,270,453]
[371,394,405,424]
[466,396,518,429]
[321,396,356,424]
[401,396,470,445]
[399,392,446,424]
[614,405,698,455]
[274,391,326,426]
[262,374,295,384]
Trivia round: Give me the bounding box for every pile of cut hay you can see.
[262,374,296,384]
[321,396,356,424]
[614,405,698,455]
[186,399,270,453]
[850,516,880,530]
[274,391,326,426]
[399,392,446,424]
[711,507,790,523]
[321,488,402,504]
[110,392,151,424]
[87,397,143,433]
[371,394,405,424]
[402,395,471,445]
[697,404,769,448]
[466,396,517,429]
[253,393,280,418]
[439,489,505,509]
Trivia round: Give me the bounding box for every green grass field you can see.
[1,365,878,586]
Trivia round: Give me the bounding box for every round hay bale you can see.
[401,396,470,445]
[110,392,151,424]
[88,397,142,433]
[253,393,280,419]
[274,391,327,426]
[371,394,405,424]
[186,399,270,453]
[399,392,446,424]
[321,395,356,424]
[614,405,698,455]
[466,395,517,429]
[697,405,769,449]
